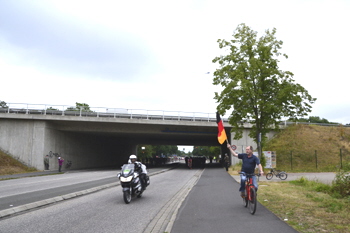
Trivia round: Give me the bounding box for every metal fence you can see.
[274,149,350,172]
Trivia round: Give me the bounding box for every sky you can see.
[1,0,350,151]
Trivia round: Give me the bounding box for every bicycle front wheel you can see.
[248,186,257,215]
[279,172,288,180]
[266,173,273,180]
[243,190,248,207]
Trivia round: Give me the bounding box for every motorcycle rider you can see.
[128,155,147,190]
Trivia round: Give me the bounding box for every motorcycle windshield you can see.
[121,164,134,177]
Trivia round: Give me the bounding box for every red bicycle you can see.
[239,172,259,215]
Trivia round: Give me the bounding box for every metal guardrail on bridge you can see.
[0,103,221,122]
[1,103,347,127]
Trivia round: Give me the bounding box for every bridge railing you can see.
[1,103,347,126]
[0,103,222,122]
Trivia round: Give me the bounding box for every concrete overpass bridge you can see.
[0,104,276,171]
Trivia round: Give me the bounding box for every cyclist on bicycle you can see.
[227,144,264,197]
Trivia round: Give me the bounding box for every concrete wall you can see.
[0,119,135,171]
[0,119,46,169]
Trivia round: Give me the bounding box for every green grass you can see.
[258,178,350,233]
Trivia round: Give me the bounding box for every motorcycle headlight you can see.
[120,176,133,182]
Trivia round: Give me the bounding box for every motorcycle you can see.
[117,163,150,204]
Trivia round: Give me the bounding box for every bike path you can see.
[170,164,298,233]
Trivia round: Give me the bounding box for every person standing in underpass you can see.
[44,155,49,170]
[227,144,264,197]
[224,153,230,171]
[58,157,64,172]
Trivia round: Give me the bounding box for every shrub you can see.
[260,153,266,169]
[331,169,350,198]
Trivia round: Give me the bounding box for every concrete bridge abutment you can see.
[0,119,136,171]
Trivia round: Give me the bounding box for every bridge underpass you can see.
[54,119,224,145]
[0,113,235,171]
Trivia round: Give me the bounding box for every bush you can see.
[260,154,266,169]
[331,166,350,198]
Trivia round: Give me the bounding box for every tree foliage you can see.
[153,145,178,156]
[0,100,8,108]
[293,116,339,125]
[137,145,154,159]
[212,23,316,154]
[192,146,221,158]
[137,144,179,159]
[66,102,92,112]
[46,107,59,111]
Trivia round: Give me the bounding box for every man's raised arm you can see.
[227,143,238,157]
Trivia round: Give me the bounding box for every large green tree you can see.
[212,23,316,156]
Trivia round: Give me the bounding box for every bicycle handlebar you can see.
[239,172,261,177]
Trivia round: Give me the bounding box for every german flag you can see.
[216,112,227,144]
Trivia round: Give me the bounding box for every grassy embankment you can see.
[0,150,37,175]
[265,124,350,172]
[228,124,350,233]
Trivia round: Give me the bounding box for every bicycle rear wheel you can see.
[266,173,273,180]
[248,186,257,215]
[279,172,288,180]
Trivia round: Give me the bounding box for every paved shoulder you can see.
[171,167,298,233]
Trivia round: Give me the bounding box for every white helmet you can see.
[129,155,137,160]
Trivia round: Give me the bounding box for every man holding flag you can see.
[216,112,263,198]
[227,144,264,198]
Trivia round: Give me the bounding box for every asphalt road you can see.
[0,165,202,233]
[0,166,176,212]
